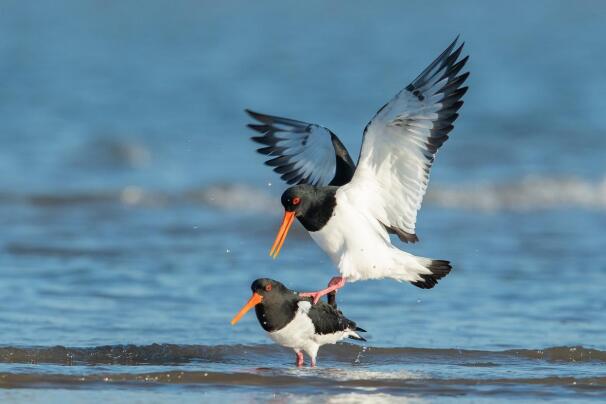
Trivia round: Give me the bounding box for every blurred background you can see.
[1,0,606,399]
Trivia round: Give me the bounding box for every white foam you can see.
[191,184,279,213]
[207,177,606,213]
[427,175,606,211]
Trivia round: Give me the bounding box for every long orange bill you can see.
[269,211,296,259]
[230,292,263,325]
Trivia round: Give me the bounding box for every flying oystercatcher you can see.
[246,37,469,303]
[231,278,366,367]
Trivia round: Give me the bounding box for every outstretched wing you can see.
[343,37,469,242]
[246,110,355,186]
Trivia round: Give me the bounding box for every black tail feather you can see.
[411,260,452,289]
[347,326,367,342]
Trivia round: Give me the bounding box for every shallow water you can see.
[1,344,606,401]
[1,0,606,402]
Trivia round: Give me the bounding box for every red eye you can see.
[265,284,272,292]
[292,197,301,206]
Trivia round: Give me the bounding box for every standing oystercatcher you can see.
[231,278,366,367]
[246,37,468,303]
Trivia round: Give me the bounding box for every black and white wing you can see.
[342,37,469,242]
[306,301,367,341]
[246,110,355,186]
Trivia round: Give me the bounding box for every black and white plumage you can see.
[353,37,468,243]
[230,279,366,367]
[247,37,469,302]
[247,110,356,187]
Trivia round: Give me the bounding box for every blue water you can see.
[1,0,606,402]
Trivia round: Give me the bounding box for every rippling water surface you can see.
[1,0,606,402]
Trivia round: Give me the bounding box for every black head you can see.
[250,278,291,300]
[251,278,299,332]
[280,184,316,216]
[270,185,336,259]
[231,278,298,330]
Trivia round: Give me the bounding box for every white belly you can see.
[309,195,397,282]
[267,302,316,351]
[267,301,357,361]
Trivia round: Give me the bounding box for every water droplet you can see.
[226,249,231,253]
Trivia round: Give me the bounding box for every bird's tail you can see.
[389,253,452,289]
[348,327,367,342]
[410,258,452,289]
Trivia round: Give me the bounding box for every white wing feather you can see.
[344,38,469,241]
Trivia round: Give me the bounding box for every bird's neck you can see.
[298,187,337,232]
[255,296,299,332]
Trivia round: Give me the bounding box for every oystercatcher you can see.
[247,37,469,303]
[231,278,366,367]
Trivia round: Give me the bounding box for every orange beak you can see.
[269,211,296,259]
[230,292,264,325]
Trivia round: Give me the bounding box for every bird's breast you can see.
[267,303,315,349]
[309,210,346,265]
[309,194,394,281]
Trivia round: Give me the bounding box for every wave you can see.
[0,184,279,212]
[1,344,605,366]
[0,370,604,391]
[1,344,605,396]
[2,176,606,212]
[427,175,606,212]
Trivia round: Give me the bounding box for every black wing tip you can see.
[399,232,419,243]
[247,123,269,133]
[387,226,419,243]
[442,36,465,62]
[448,35,464,52]
[256,145,284,156]
[408,36,469,101]
[251,135,275,147]
[411,260,452,289]
[245,109,281,125]
[458,54,470,66]
[443,36,460,57]
[443,46,469,81]
[419,39,468,149]
[455,86,469,98]
[355,326,367,333]
[245,109,262,123]
[244,108,259,119]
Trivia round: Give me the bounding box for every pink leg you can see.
[300,277,346,304]
[310,358,316,367]
[296,351,304,367]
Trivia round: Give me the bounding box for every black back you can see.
[305,298,359,336]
